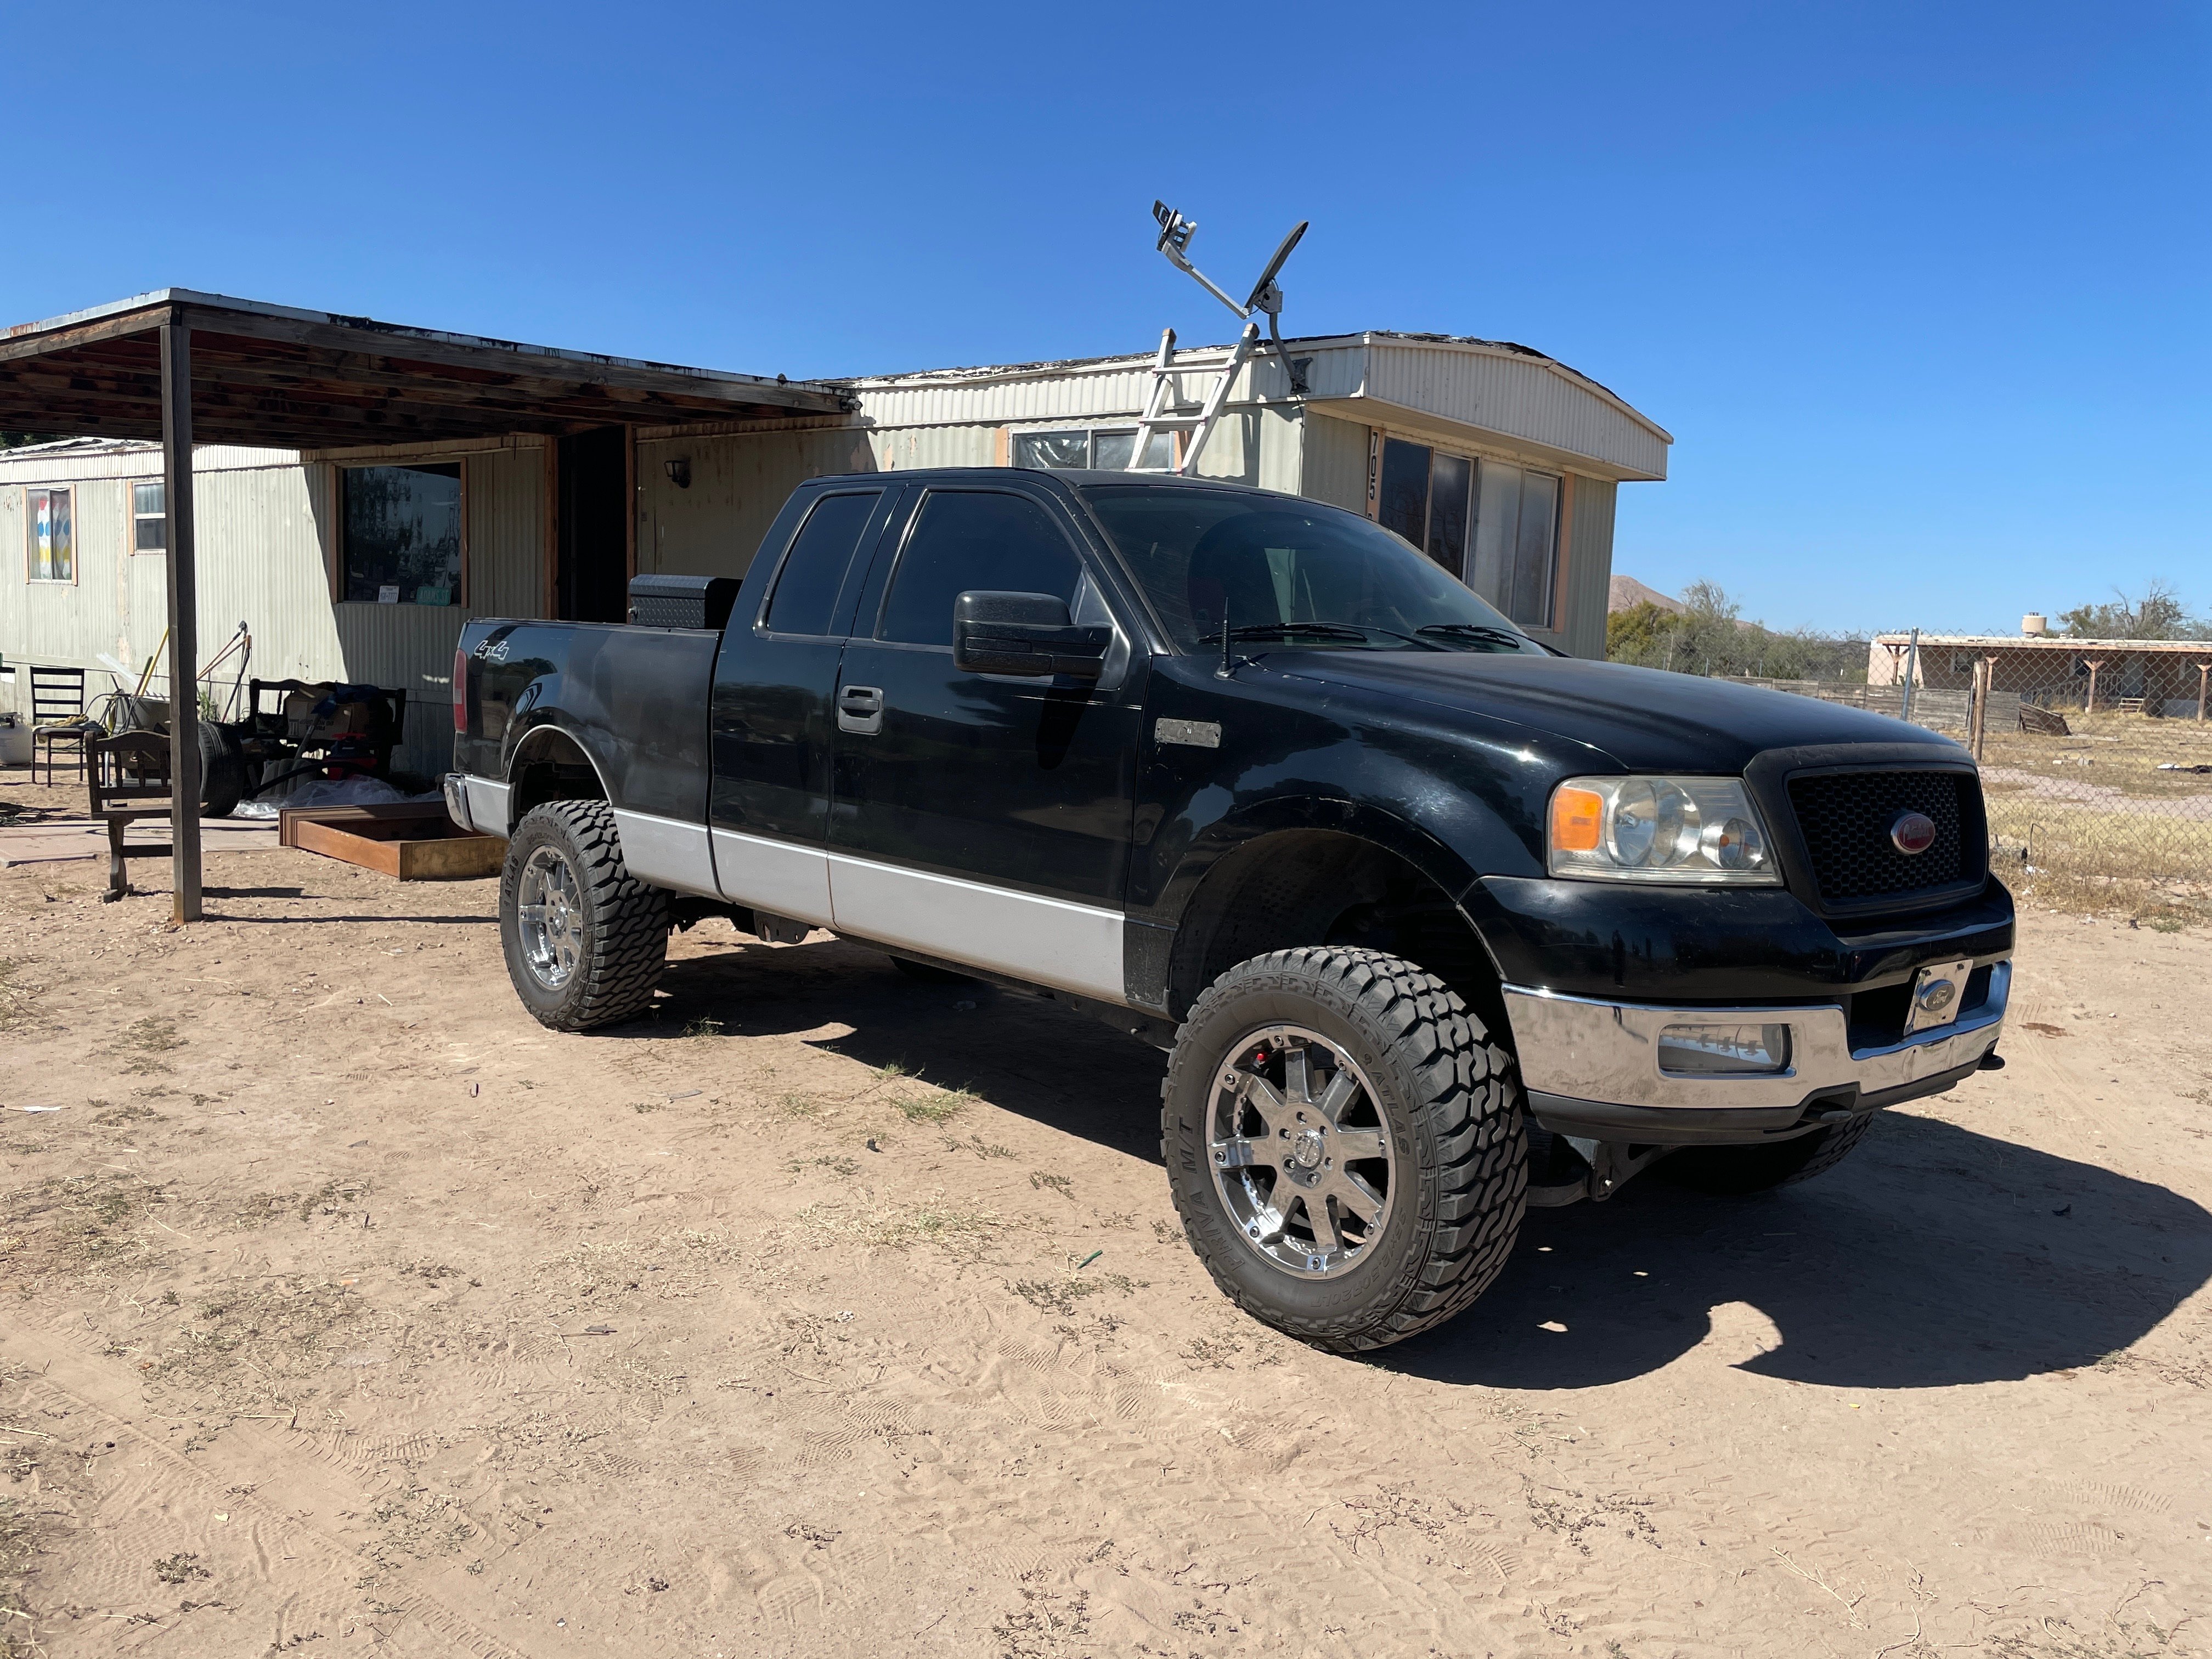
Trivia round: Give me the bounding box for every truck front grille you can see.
[1786,769,1978,906]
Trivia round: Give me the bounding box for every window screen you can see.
[132,481,166,553]
[343,464,460,605]
[764,491,881,635]
[878,492,1081,647]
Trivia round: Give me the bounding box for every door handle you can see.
[837,685,884,736]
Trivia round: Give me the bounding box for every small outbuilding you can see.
[1869,631,2212,719]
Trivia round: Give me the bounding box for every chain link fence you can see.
[1725,631,2212,925]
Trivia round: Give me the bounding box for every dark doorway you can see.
[556,426,630,622]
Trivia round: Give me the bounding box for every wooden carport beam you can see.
[160,319,203,924]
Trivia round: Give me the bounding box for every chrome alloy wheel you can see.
[515,845,585,990]
[1208,1026,1396,1279]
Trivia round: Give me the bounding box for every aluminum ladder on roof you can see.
[1124,323,1262,477]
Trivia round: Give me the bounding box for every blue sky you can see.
[2,1,2203,634]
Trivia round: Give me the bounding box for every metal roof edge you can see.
[2,288,828,394]
[1872,633,2212,651]
[840,329,1671,445]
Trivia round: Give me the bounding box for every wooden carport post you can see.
[160,319,203,923]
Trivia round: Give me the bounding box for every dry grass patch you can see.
[895,1086,975,1125]
[0,1173,161,1288]
[148,1276,370,1392]
[793,1201,1010,1259]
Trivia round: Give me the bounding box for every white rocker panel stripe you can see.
[709,826,836,927]
[825,853,1124,1004]
[611,809,720,900]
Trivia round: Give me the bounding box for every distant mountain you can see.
[1609,575,1683,615]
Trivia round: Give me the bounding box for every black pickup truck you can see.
[449,468,2011,1353]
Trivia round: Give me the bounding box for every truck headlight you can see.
[1548,776,1780,885]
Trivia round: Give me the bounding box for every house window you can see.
[1376,439,1560,628]
[1013,428,1173,472]
[1375,438,1475,579]
[132,481,165,552]
[1470,460,1559,631]
[26,486,74,582]
[341,463,461,605]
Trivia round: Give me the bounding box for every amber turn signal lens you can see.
[1551,786,1604,853]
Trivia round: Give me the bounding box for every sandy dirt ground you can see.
[2,831,2209,1658]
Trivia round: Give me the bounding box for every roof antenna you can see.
[1127,203,1311,477]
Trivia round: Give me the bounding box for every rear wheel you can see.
[1162,947,1526,1353]
[1660,1113,1875,1195]
[499,801,668,1031]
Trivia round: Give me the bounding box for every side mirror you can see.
[952,591,1110,678]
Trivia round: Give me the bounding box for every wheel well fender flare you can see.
[503,716,615,826]
[1157,797,1484,928]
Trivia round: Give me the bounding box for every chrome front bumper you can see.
[1503,960,2009,1141]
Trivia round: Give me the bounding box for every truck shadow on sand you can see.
[644,936,2212,1393]
[1381,1113,2212,1392]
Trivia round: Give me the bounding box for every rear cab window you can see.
[761,489,885,637]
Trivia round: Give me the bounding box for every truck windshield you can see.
[1078,486,1547,656]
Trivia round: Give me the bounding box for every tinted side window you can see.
[764,492,881,636]
[878,492,1081,647]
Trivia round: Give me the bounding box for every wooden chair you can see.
[30,664,92,785]
[86,730,174,901]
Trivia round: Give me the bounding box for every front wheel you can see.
[499,801,668,1031]
[1161,947,1526,1353]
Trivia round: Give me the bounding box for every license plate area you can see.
[1904,957,1976,1034]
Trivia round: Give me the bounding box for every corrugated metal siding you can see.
[0,443,300,484]
[332,601,469,772]
[2,453,548,778]
[179,464,343,703]
[1562,475,1616,661]
[868,425,998,471]
[1252,404,1302,495]
[1300,412,1370,512]
[847,342,1364,432]
[636,428,877,582]
[467,447,545,620]
[1364,343,1667,481]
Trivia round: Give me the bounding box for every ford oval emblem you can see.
[1915,977,1957,1016]
[1889,810,1938,856]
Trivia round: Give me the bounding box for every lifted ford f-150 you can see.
[448,469,2011,1352]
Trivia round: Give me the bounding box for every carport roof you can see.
[0,289,848,449]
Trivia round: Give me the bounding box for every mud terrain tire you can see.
[499,801,667,1031]
[1162,947,1526,1353]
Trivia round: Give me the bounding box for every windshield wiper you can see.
[1416,623,1531,650]
[1198,622,1431,648]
